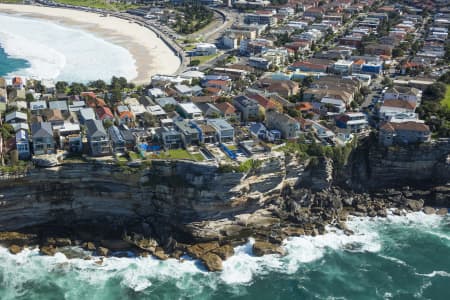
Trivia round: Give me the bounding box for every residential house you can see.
[233,95,260,122]
[86,119,111,156]
[15,129,30,160]
[207,118,235,143]
[379,100,416,120]
[198,124,217,143]
[5,111,27,124]
[249,57,271,70]
[174,120,200,147]
[203,80,231,92]
[96,106,114,121]
[147,105,167,119]
[29,101,47,111]
[265,110,300,139]
[266,80,300,98]
[48,100,69,112]
[31,122,55,155]
[196,103,222,118]
[177,102,203,120]
[56,122,83,153]
[108,125,127,153]
[335,112,368,133]
[79,107,96,124]
[383,86,422,106]
[215,102,241,121]
[43,109,65,127]
[158,127,182,149]
[379,121,431,146]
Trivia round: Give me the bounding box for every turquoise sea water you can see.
[0,212,449,300]
[0,45,30,77]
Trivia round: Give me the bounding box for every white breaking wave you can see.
[0,211,447,294]
[0,13,137,82]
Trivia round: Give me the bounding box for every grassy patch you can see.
[441,84,450,108]
[184,44,196,51]
[190,54,219,65]
[128,151,141,161]
[54,0,140,11]
[147,149,204,161]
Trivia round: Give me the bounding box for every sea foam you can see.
[0,13,137,82]
[0,211,447,296]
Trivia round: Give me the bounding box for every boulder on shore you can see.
[186,242,220,259]
[211,244,234,260]
[423,206,436,215]
[40,245,57,256]
[252,241,285,257]
[406,199,424,211]
[436,208,448,215]
[8,244,23,254]
[97,246,109,257]
[200,252,223,272]
[82,242,96,251]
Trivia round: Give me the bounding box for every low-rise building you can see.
[265,110,300,139]
[31,122,55,155]
[379,121,431,146]
[174,120,200,147]
[207,118,234,143]
[86,119,111,156]
[177,102,203,120]
[233,95,260,122]
[335,112,368,133]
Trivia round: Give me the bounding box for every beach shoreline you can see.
[0,3,181,84]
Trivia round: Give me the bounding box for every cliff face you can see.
[0,139,448,246]
[0,157,299,241]
[344,139,450,191]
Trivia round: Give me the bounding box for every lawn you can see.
[189,54,219,66]
[148,149,204,161]
[54,0,140,11]
[441,84,450,108]
[128,151,141,161]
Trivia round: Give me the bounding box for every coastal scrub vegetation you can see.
[416,71,450,137]
[279,137,357,171]
[218,159,262,173]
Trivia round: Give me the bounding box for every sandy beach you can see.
[0,4,181,84]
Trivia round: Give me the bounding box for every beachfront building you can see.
[86,119,111,156]
[265,110,300,140]
[207,119,234,143]
[379,121,431,146]
[31,122,55,156]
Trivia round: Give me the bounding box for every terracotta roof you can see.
[296,102,313,111]
[207,80,229,86]
[380,121,429,132]
[119,111,134,119]
[248,94,278,110]
[382,99,416,110]
[215,102,236,115]
[96,106,114,120]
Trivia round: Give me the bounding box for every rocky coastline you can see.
[0,139,449,271]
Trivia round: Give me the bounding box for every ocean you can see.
[0,212,448,300]
[0,13,137,83]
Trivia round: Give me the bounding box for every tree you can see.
[25,93,34,102]
[423,82,446,101]
[103,119,114,129]
[1,123,14,140]
[55,81,68,94]
[392,47,404,58]
[142,112,157,127]
[69,82,86,95]
[89,79,107,91]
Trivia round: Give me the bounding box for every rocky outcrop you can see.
[252,241,285,256]
[346,138,450,191]
[0,138,448,265]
